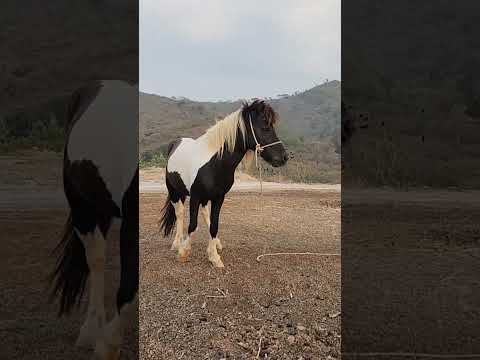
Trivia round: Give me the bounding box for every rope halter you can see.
[248,115,283,168]
[248,115,283,195]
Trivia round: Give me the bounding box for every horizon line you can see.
[139,79,341,103]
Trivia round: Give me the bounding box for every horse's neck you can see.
[215,137,247,173]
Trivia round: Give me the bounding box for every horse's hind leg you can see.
[171,200,185,251]
[166,179,185,251]
[178,196,200,262]
[76,223,108,348]
[95,173,138,360]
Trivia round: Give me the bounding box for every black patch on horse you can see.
[166,171,189,201]
[166,138,182,158]
[64,158,121,219]
[65,80,103,134]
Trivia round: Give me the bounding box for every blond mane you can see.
[203,109,246,157]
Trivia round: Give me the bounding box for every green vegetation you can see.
[140,81,341,184]
[139,149,167,169]
[0,99,68,153]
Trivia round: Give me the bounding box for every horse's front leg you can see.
[76,226,106,348]
[201,202,223,251]
[178,197,200,262]
[207,196,225,268]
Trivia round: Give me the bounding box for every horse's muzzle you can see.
[270,153,288,167]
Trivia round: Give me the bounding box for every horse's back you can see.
[166,136,215,192]
[66,80,138,210]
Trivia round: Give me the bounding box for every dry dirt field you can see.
[342,190,480,357]
[139,189,341,359]
[0,151,137,359]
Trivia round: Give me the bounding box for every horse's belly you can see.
[167,137,214,192]
[67,80,138,209]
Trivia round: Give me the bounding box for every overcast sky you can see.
[140,0,340,101]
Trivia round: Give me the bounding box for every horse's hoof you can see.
[170,242,178,251]
[209,257,224,268]
[76,317,104,349]
[76,333,94,348]
[94,341,120,360]
[178,247,191,262]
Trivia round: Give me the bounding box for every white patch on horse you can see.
[171,201,184,250]
[167,137,215,191]
[67,80,138,211]
[76,226,106,348]
[201,203,210,229]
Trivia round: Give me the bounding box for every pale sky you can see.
[140,0,340,101]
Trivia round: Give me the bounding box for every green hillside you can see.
[140,81,341,183]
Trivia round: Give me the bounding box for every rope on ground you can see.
[342,352,480,359]
[256,252,340,262]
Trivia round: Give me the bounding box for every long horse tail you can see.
[160,193,176,237]
[50,212,89,315]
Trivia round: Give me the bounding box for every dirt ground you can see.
[0,151,137,359]
[139,190,341,359]
[342,190,480,357]
[1,208,139,360]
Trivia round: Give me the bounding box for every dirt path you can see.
[140,179,340,193]
[140,190,341,359]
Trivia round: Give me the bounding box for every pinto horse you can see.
[160,100,288,267]
[50,80,138,359]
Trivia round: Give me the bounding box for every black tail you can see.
[159,194,176,237]
[50,213,89,315]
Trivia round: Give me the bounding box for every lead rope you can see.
[249,116,283,255]
[248,117,341,263]
[248,116,283,195]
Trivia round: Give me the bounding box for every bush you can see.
[140,150,167,168]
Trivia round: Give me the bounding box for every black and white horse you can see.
[160,100,288,267]
[50,80,138,359]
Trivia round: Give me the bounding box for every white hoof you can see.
[94,340,120,360]
[170,241,179,251]
[94,317,122,360]
[76,316,104,349]
[178,246,191,262]
[76,330,94,348]
[211,258,225,268]
[178,239,192,262]
[216,238,223,251]
[207,250,224,268]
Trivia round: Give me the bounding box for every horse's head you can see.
[241,100,288,167]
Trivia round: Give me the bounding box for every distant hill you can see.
[139,81,340,156]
